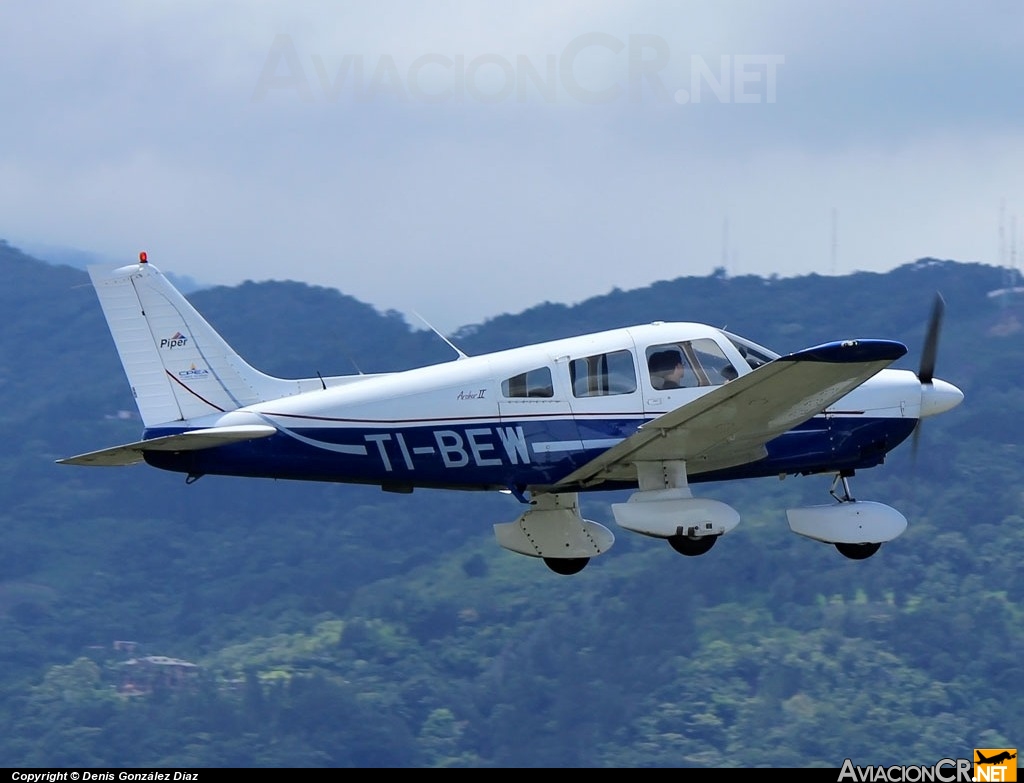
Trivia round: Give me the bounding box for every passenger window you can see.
[502,367,554,398]
[570,350,637,397]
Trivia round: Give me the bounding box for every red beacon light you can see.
[139,252,148,264]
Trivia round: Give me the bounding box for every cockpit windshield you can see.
[722,331,779,370]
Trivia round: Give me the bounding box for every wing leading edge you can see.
[555,339,908,488]
[57,425,278,467]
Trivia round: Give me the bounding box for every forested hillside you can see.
[0,239,1020,767]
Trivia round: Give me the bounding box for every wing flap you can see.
[556,339,907,488]
[57,424,277,467]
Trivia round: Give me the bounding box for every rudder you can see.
[89,258,301,427]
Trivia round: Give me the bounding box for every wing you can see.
[57,425,277,467]
[555,339,907,488]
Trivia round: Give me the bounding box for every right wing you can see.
[57,424,277,467]
[555,339,907,488]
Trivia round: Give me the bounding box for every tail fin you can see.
[89,258,310,427]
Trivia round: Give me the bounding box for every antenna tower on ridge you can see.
[830,207,838,275]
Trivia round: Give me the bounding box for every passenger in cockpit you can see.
[649,350,685,390]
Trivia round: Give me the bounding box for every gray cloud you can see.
[2,0,1022,330]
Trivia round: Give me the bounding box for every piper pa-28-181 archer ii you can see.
[60,255,965,575]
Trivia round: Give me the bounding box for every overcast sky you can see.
[2,1,1022,330]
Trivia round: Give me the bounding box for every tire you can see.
[835,542,881,560]
[543,557,589,575]
[667,535,718,557]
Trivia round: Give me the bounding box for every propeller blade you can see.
[918,293,945,385]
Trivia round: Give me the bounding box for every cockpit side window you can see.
[570,350,637,397]
[646,344,697,390]
[689,338,736,384]
[502,367,554,398]
[647,339,736,388]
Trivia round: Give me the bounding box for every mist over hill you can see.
[1,238,1020,767]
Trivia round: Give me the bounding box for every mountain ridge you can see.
[0,238,1020,767]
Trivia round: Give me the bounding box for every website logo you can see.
[252,33,785,107]
[974,749,1017,782]
[839,758,972,781]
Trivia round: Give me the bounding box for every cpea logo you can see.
[178,363,209,380]
[974,749,1017,782]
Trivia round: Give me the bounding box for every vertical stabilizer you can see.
[89,260,303,427]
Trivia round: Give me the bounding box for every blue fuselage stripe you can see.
[142,415,916,489]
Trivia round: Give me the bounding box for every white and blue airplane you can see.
[60,255,964,574]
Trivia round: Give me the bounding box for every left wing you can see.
[555,339,907,488]
[57,425,277,467]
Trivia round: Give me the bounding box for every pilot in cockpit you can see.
[648,350,686,390]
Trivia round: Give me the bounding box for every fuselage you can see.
[142,322,925,493]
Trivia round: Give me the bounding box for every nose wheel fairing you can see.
[786,500,908,546]
[787,474,907,559]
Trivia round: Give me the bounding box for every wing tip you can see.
[785,339,907,365]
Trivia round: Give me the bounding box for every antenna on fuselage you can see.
[413,311,470,360]
[329,332,367,377]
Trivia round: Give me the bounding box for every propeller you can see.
[910,293,946,462]
[918,293,945,386]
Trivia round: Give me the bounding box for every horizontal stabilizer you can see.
[57,425,277,467]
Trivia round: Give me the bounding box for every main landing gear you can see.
[493,492,615,575]
[613,461,739,560]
